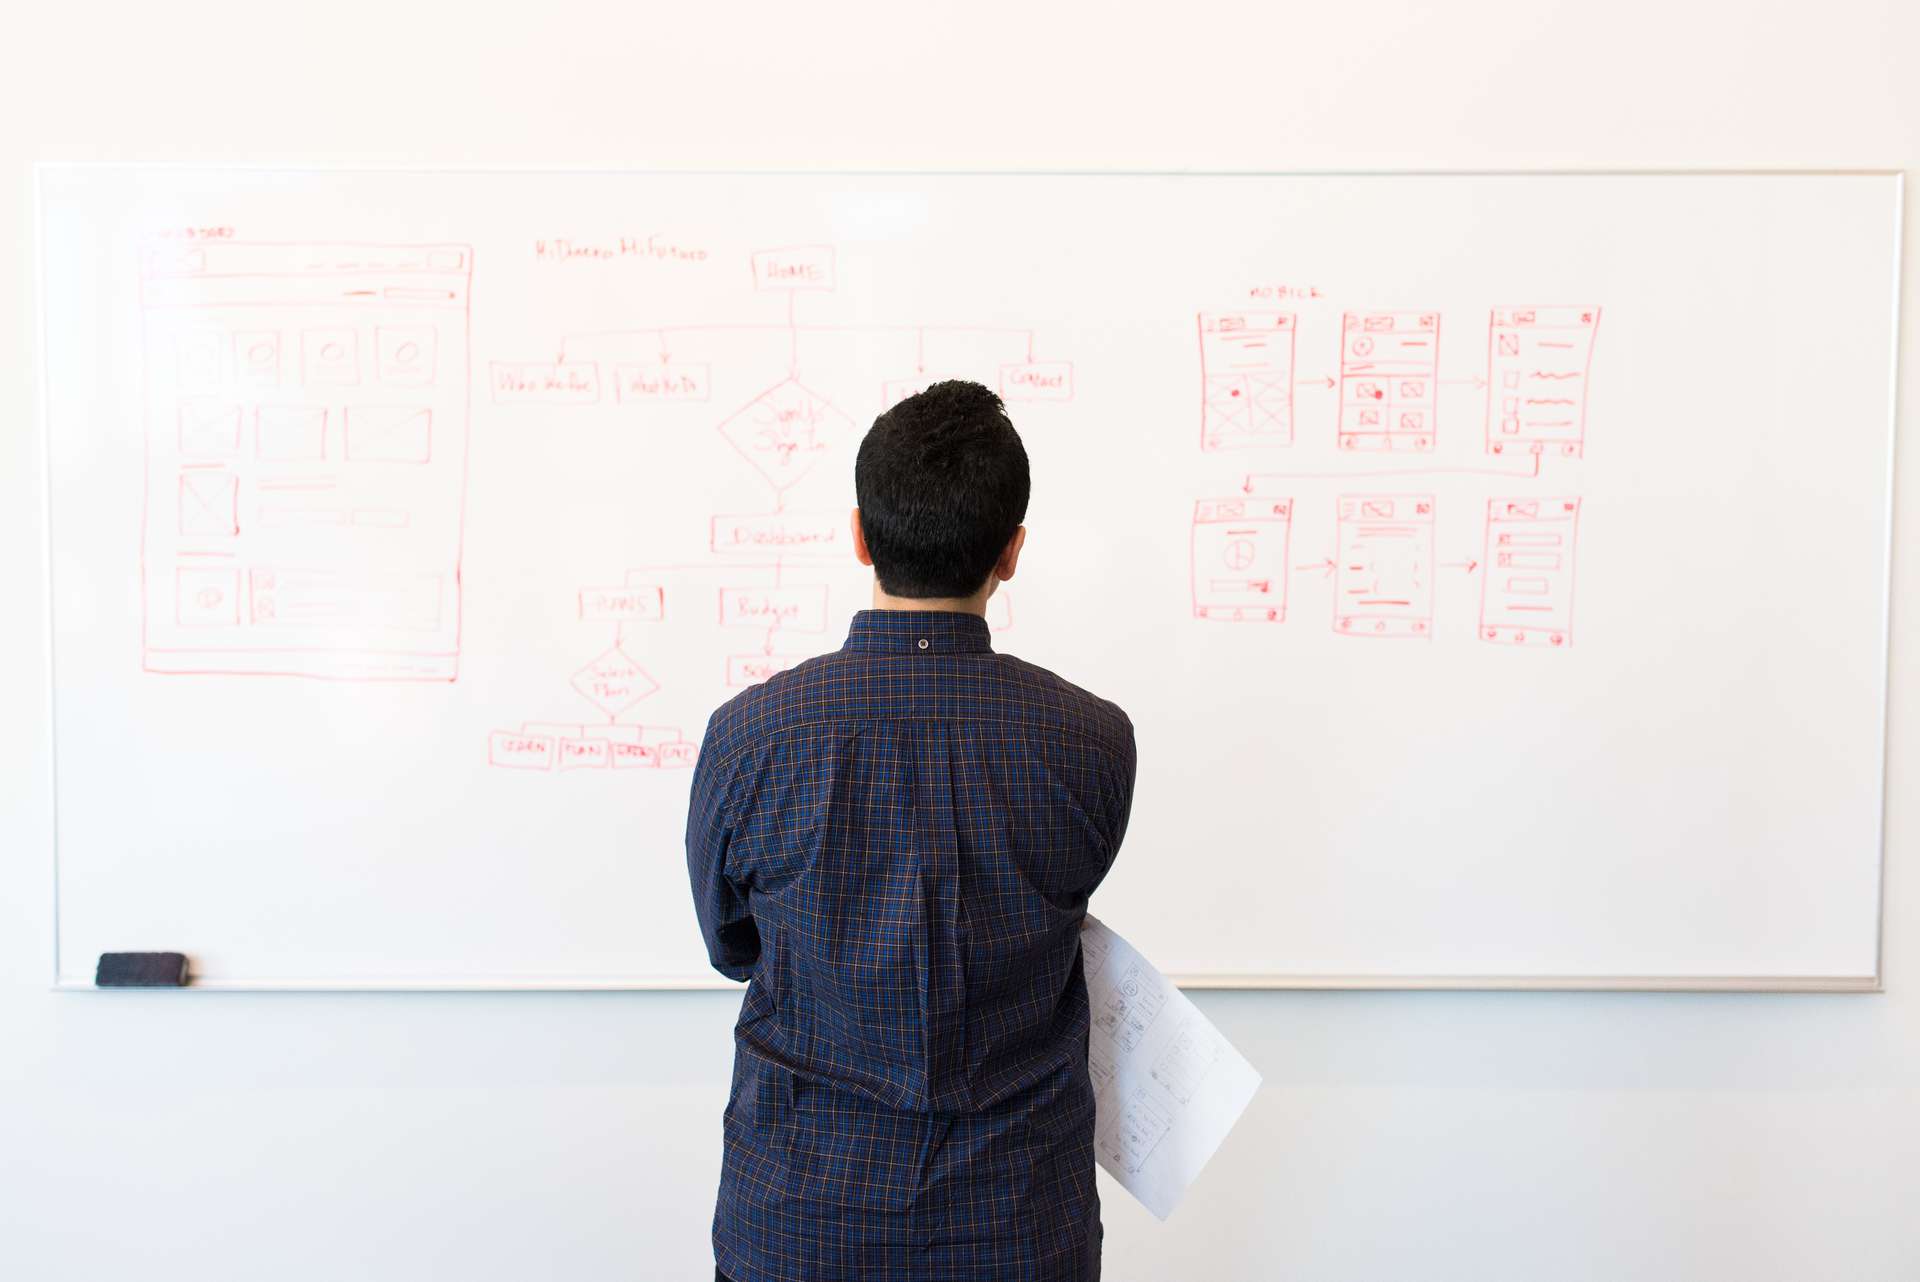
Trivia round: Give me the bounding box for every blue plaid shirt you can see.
[687,608,1137,1282]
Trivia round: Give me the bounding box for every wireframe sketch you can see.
[1479,497,1581,646]
[1198,312,1296,450]
[1486,306,1601,457]
[1148,1021,1223,1105]
[1191,498,1292,622]
[1092,959,1170,1054]
[1097,1087,1176,1175]
[1333,494,1435,638]
[1089,1041,1117,1095]
[139,242,472,680]
[1339,311,1440,452]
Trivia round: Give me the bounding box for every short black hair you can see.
[854,379,1030,599]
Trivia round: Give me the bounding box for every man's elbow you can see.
[707,920,761,982]
[709,944,756,983]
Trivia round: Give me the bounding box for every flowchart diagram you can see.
[1189,305,1598,647]
[482,244,1043,774]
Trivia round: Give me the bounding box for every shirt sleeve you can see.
[684,719,760,983]
[1093,712,1139,892]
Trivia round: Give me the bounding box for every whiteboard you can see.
[37,167,1900,990]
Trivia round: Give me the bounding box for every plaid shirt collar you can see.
[841,608,995,655]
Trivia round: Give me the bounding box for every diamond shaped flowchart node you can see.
[715,377,855,491]
[572,645,659,718]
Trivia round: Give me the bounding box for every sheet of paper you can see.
[1081,914,1262,1220]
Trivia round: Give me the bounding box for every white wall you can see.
[2,3,1915,1278]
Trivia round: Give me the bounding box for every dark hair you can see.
[854,379,1030,599]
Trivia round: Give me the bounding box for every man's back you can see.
[688,607,1136,1282]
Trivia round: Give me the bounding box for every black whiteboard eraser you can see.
[94,952,190,987]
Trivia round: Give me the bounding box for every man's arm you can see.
[684,720,760,982]
[1093,712,1139,893]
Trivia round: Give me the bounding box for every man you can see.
[685,378,1137,1282]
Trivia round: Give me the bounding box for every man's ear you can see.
[994,525,1027,582]
[850,508,874,567]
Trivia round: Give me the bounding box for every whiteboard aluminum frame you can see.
[34,165,1904,994]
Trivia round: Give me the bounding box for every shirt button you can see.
[917,638,929,650]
